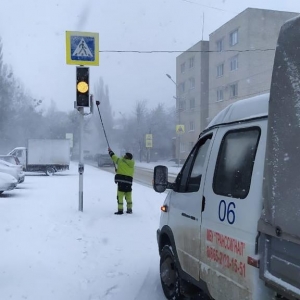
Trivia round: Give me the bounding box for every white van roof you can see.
[207,93,269,128]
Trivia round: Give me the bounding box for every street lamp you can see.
[166,74,181,168]
[166,73,177,86]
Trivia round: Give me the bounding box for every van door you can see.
[167,132,215,280]
[200,120,273,300]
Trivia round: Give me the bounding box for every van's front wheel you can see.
[160,245,182,300]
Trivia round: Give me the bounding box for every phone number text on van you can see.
[206,229,246,277]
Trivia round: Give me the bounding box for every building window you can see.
[189,121,195,131]
[229,83,238,98]
[179,99,186,110]
[189,77,195,89]
[217,63,224,77]
[189,57,194,68]
[217,89,224,101]
[230,29,238,46]
[216,38,224,52]
[230,55,238,71]
[179,82,185,94]
[190,98,195,109]
[181,62,186,73]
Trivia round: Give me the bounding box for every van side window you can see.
[177,135,212,193]
[213,127,260,199]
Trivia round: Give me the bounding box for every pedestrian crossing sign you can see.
[66,31,99,66]
[176,125,185,134]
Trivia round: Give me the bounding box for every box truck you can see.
[8,139,70,176]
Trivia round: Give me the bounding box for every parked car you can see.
[0,172,18,194]
[0,155,25,182]
[0,159,25,183]
[0,155,21,165]
[95,153,114,167]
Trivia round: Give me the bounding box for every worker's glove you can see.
[108,148,114,157]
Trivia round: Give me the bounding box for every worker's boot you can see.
[114,210,123,215]
[126,209,132,214]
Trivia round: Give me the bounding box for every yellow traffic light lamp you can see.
[76,67,89,107]
[77,81,89,93]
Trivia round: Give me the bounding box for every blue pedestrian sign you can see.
[66,31,99,66]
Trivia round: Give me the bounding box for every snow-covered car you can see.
[0,159,25,184]
[0,155,25,183]
[0,172,18,194]
[95,153,114,167]
[0,155,20,165]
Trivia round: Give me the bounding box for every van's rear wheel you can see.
[160,245,182,300]
[46,167,55,176]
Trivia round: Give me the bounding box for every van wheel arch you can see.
[159,226,176,254]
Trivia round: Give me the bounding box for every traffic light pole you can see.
[78,107,84,212]
[75,66,90,212]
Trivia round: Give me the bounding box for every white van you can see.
[153,15,300,300]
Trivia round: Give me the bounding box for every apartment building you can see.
[175,40,209,160]
[175,8,298,160]
[209,8,297,120]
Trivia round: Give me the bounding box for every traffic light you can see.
[76,67,89,107]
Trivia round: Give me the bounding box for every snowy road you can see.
[0,162,167,300]
[86,159,178,188]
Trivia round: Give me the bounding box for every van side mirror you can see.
[153,165,168,193]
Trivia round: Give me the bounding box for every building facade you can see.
[175,8,298,160]
[175,40,209,161]
[208,8,297,120]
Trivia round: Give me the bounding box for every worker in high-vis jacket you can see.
[108,148,135,215]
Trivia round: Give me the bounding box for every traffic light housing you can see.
[76,67,89,107]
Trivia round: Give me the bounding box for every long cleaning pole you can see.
[95,101,117,171]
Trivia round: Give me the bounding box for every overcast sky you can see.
[0,0,299,116]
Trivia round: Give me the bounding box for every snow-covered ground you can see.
[0,161,170,300]
[135,160,182,176]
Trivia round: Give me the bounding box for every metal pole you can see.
[178,135,180,168]
[96,101,117,172]
[178,109,180,168]
[96,102,111,148]
[78,107,84,212]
